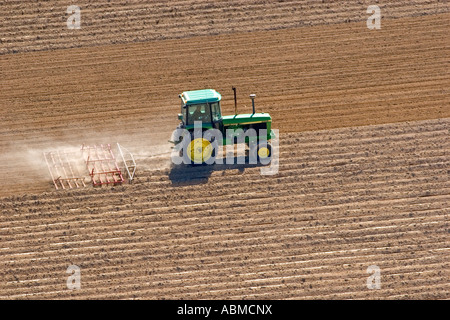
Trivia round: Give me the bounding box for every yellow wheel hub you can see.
[258,147,270,158]
[188,138,213,163]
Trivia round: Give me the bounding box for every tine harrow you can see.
[81,144,125,187]
[43,150,86,190]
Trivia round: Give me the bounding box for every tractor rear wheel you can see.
[180,133,217,165]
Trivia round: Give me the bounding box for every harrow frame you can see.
[81,144,125,187]
[44,143,137,190]
[43,149,86,190]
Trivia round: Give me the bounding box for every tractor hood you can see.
[222,113,271,125]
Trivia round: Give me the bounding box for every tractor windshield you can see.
[187,104,211,124]
[211,102,221,122]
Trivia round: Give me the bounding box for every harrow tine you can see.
[44,152,59,190]
[108,144,124,183]
[49,152,65,189]
[95,145,107,185]
[56,150,72,189]
[63,151,79,188]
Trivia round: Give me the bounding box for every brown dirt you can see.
[0,4,448,299]
[1,13,448,197]
[0,118,448,299]
[1,0,448,55]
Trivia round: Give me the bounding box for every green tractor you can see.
[171,88,275,165]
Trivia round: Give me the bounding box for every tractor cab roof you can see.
[180,89,222,105]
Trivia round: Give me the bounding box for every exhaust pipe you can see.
[232,86,237,115]
[250,94,256,114]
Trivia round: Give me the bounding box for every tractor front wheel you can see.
[250,142,272,164]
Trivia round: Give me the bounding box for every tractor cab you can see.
[179,89,223,130]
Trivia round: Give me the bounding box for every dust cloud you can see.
[0,129,174,196]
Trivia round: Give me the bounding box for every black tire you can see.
[250,141,272,165]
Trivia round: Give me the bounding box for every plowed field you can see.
[1,118,448,299]
[1,0,448,55]
[0,2,448,299]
